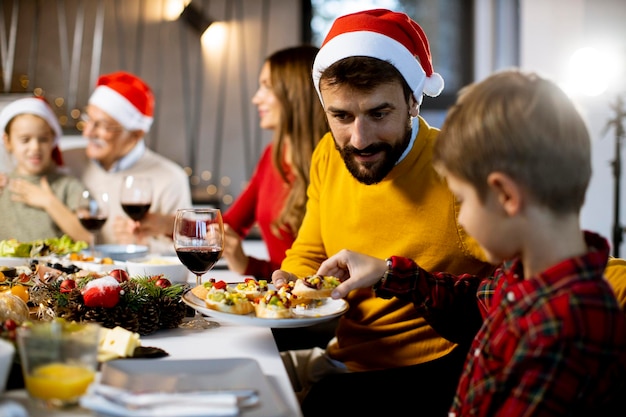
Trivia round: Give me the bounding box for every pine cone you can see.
[56,288,85,322]
[137,303,160,335]
[110,305,140,333]
[158,296,187,330]
[83,307,112,327]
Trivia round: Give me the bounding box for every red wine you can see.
[122,203,151,221]
[79,216,108,231]
[176,247,223,275]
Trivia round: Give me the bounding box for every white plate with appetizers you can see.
[183,291,348,328]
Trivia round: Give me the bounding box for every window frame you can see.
[301,0,475,111]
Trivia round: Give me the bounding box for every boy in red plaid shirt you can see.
[318,69,626,416]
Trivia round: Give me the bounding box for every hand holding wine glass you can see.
[174,208,224,329]
[76,190,109,257]
[120,176,153,221]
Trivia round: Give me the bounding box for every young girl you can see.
[0,97,91,242]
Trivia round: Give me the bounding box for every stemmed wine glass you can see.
[76,190,109,257]
[120,175,153,222]
[173,208,224,329]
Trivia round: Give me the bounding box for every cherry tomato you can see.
[213,280,227,290]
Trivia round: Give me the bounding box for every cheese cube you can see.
[100,326,141,357]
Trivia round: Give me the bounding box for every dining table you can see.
[0,240,304,417]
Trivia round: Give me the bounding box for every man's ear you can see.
[409,95,419,117]
[487,172,522,216]
[129,129,145,143]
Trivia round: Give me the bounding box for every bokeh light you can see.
[562,46,622,97]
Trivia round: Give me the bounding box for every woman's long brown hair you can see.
[267,45,328,237]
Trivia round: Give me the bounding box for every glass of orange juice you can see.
[16,319,101,408]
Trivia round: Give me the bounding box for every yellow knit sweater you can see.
[282,117,494,371]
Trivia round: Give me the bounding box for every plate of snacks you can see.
[183,277,348,328]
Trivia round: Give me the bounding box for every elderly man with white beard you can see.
[64,71,191,251]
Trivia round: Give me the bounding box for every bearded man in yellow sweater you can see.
[271,9,494,416]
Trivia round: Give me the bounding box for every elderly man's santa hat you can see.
[0,96,64,165]
[88,71,154,132]
[312,8,444,105]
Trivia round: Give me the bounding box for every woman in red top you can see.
[221,46,328,279]
[125,46,327,279]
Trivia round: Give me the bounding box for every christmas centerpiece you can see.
[29,267,188,335]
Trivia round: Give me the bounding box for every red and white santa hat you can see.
[0,96,64,165]
[312,8,444,105]
[88,71,154,132]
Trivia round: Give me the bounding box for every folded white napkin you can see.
[79,384,240,417]
[0,400,29,417]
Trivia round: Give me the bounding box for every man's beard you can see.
[335,124,412,185]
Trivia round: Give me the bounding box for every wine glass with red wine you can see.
[120,176,153,221]
[76,190,109,257]
[173,208,224,329]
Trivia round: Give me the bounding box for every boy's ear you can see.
[487,172,522,216]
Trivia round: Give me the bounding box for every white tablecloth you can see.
[0,240,302,416]
[1,319,302,416]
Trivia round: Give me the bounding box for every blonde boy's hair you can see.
[433,69,591,214]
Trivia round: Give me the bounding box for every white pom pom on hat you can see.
[88,71,154,132]
[312,8,444,105]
